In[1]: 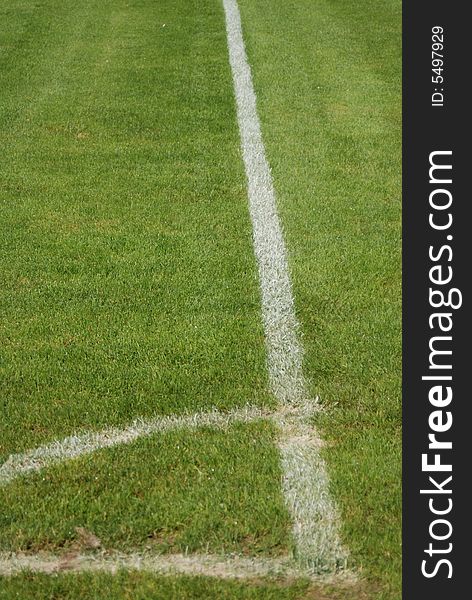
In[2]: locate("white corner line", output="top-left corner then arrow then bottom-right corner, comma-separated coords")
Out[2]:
0,405 -> 269,488
221,0 -> 349,573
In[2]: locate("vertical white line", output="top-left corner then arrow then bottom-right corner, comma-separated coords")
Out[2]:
221,0 -> 305,406
221,0 -> 348,572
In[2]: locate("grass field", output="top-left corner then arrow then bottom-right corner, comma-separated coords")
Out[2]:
0,0 -> 273,459
238,0 -> 401,595
0,0 -> 401,598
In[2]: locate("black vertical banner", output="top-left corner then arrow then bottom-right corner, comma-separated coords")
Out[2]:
403,3 -> 469,599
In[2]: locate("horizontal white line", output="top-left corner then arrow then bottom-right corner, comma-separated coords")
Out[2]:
0,405 -> 269,487
0,551 -> 356,582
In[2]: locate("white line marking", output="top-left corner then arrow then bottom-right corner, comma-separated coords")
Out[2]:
222,0 -> 305,406
0,551 -> 356,582
0,2 -> 350,577
222,0 -> 348,572
0,405 -> 268,487
279,420 -> 349,573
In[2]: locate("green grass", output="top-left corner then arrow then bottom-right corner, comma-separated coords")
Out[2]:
0,421 -> 291,556
0,0 -> 296,593
0,0 -> 272,460
238,0 -> 401,597
0,572 -> 382,600
0,572 -> 313,600
0,0 -> 400,598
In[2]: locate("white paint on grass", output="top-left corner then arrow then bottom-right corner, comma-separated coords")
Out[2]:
0,551 -> 356,583
222,0 -> 348,572
222,0 -> 305,405
279,420 -> 348,573
0,552 -> 297,579
0,405 -> 268,487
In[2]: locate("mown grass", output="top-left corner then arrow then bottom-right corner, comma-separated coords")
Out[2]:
0,0 -> 272,460
1,0 -> 401,597
0,572 -> 312,600
0,0 -> 296,594
0,571 -> 385,600
238,0 -> 401,598
0,421 -> 291,556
